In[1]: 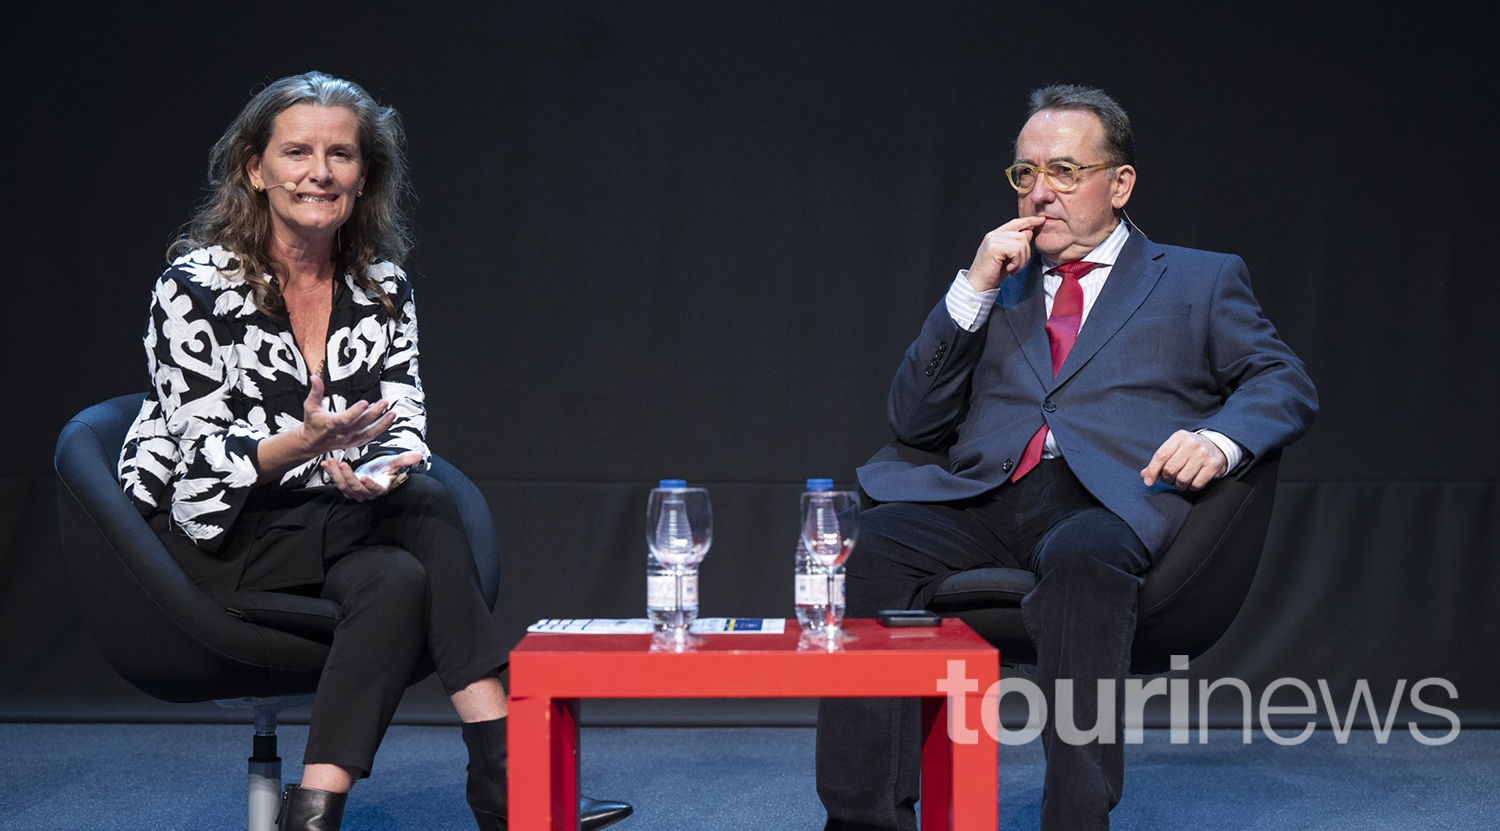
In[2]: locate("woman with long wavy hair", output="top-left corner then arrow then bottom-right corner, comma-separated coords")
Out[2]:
118,71 -> 631,831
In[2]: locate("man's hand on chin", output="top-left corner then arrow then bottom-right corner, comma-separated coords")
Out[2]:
965,215 -> 1047,292
1141,430 -> 1228,491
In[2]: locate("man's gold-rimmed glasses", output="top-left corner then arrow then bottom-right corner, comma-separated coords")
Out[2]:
1005,160 -> 1115,194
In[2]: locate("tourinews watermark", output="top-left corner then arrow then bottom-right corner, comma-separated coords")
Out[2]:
935,656 -> 1461,747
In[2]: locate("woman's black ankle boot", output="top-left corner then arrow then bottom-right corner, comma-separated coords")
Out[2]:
276,784 -> 346,831
461,717 -> 634,830
461,718 -> 509,830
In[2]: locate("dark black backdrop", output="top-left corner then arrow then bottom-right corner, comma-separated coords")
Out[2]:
3,1 -> 1496,724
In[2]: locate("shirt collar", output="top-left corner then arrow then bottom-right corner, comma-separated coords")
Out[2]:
1039,219 -> 1131,273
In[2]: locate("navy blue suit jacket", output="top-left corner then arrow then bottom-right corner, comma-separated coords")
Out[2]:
857,228 -> 1318,555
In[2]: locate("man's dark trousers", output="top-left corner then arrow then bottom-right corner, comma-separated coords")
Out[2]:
816,459 -> 1151,831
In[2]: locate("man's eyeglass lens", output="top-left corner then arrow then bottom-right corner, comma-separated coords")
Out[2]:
1006,162 -> 1112,193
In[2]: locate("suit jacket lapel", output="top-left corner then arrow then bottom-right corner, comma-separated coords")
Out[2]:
1053,229 -> 1167,389
998,259 -> 1054,386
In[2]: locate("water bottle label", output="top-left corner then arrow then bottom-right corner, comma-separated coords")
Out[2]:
795,573 -> 845,605
648,573 -> 698,608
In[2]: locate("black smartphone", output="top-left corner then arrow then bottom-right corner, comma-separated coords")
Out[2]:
877,609 -> 942,627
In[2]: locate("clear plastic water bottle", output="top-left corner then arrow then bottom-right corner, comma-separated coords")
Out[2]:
795,478 -> 845,632
648,480 -> 700,634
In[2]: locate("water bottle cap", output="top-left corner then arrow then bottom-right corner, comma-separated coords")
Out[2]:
805,478 -> 834,491
658,479 -> 687,488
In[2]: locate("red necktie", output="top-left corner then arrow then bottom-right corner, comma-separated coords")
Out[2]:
1011,260 -> 1100,482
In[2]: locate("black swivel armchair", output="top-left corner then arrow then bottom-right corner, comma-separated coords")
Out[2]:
864,441 -> 1280,674
53,393 -> 501,830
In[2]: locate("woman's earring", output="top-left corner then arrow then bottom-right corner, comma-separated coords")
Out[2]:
357,190 -> 364,197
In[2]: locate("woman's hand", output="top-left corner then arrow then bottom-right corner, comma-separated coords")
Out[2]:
299,375 -> 398,456
255,375 -> 407,485
322,450 -> 425,502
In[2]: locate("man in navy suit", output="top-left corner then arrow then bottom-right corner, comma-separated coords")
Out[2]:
816,85 -> 1317,830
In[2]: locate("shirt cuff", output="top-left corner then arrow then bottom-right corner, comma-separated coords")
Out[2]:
1196,429 -> 1246,477
946,270 -> 1000,332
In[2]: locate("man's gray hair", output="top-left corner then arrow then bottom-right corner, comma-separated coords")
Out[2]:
1023,84 -> 1135,167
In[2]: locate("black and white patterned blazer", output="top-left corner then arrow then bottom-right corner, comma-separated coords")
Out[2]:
118,246 -> 430,553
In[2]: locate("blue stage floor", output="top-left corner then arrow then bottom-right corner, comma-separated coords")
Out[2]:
1,724 -> 1496,829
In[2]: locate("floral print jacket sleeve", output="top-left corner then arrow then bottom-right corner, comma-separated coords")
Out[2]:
118,246 -> 430,554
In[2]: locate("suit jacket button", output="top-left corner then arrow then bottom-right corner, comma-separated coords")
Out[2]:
1002,459 -> 1014,472
924,367 -> 935,376
1043,400 -> 1057,412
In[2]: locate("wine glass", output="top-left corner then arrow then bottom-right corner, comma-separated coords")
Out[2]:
645,485 -> 713,649
800,489 -> 860,645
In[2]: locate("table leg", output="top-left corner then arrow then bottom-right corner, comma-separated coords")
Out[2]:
951,690 -> 998,830
920,696 -> 953,829
509,695 -> 580,830
921,677 -> 999,829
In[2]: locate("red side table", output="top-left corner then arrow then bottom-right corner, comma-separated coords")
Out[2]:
508,618 -> 999,830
